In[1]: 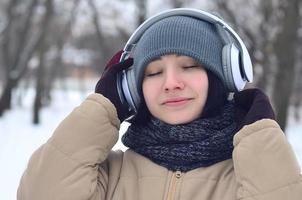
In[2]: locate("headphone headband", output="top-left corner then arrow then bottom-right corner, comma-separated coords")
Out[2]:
123,9 -> 234,51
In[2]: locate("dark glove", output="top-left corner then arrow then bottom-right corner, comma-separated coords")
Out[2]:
234,88 -> 276,131
95,50 -> 133,122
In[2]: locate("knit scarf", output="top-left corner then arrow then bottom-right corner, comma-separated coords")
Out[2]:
122,101 -> 237,172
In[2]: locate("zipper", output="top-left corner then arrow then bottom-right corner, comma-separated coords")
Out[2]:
166,170 -> 182,200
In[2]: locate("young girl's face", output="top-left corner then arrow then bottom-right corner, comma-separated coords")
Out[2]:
142,54 -> 208,124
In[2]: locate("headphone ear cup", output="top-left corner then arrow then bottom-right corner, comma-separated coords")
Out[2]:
117,70 -> 126,105
222,44 -> 237,91
117,68 -> 141,114
222,43 -> 246,91
126,68 -> 141,111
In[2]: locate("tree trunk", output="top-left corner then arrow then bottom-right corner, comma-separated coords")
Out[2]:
32,0 -> 54,124
33,82 -> 43,124
0,80 -> 14,116
272,0 -> 300,130
33,46 -> 46,124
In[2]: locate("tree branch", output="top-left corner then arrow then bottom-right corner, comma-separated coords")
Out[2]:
0,0 -> 19,73
11,0 -> 40,71
15,0 -> 54,83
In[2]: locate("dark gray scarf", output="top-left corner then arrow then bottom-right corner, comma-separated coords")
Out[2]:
122,101 -> 237,172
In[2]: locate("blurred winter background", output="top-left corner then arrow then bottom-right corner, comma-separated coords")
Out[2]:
0,0 -> 301,199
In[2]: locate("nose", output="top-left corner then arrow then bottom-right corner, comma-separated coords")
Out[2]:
163,70 -> 185,92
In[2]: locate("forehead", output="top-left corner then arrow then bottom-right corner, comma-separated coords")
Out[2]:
148,54 -> 198,65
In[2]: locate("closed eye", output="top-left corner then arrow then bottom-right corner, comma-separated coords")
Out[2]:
145,71 -> 162,77
183,65 -> 199,69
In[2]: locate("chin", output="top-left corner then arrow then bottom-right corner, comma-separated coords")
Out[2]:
161,116 -> 197,125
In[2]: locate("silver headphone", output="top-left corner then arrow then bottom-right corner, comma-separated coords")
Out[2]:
117,8 -> 253,115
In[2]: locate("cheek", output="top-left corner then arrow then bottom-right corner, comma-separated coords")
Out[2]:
200,79 -> 209,95
142,81 -> 156,109
191,74 -> 209,95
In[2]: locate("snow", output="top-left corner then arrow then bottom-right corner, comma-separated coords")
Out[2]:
0,88 -> 301,200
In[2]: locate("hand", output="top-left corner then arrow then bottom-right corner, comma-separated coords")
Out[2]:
234,88 -> 276,131
95,50 -> 133,122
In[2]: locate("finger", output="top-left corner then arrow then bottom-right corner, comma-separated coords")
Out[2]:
234,89 -> 256,108
104,50 -> 123,70
110,58 -> 134,74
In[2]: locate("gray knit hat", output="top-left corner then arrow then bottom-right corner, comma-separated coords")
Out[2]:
132,16 -> 225,94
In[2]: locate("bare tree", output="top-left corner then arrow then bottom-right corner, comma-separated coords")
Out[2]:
88,0 -> 112,65
0,0 -> 26,114
272,0 -> 301,129
0,0 -> 52,116
293,50 -> 302,121
43,0 -> 82,104
87,0 -> 134,72
33,0 -> 54,124
293,30 -> 302,121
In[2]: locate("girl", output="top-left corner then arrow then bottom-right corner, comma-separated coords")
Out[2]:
18,9 -> 302,200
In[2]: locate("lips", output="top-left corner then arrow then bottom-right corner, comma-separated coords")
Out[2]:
162,97 -> 193,106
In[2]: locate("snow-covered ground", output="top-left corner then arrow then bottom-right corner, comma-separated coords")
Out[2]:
0,88 -> 301,200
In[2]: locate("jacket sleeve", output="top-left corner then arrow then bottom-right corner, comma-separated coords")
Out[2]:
233,119 -> 302,200
17,94 -> 121,200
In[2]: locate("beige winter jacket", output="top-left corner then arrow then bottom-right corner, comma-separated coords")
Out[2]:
17,94 -> 302,200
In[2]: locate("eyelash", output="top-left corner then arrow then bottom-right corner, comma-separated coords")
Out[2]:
183,65 -> 198,69
146,71 -> 162,77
